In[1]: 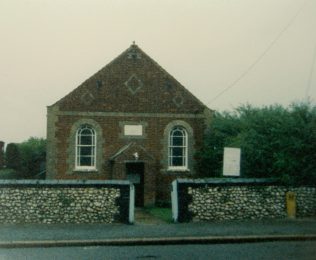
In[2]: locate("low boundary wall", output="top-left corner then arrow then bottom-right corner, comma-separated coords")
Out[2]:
171,178 -> 316,222
0,180 -> 134,224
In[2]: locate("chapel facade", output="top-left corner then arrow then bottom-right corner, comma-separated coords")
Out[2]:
46,43 -> 212,206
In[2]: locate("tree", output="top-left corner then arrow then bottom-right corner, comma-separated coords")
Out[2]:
5,143 -> 21,171
196,102 -> 316,185
18,137 -> 46,178
195,111 -> 242,177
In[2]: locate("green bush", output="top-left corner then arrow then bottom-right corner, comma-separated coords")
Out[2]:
0,168 -> 19,179
17,137 -> 46,178
5,143 -> 21,171
196,102 -> 316,186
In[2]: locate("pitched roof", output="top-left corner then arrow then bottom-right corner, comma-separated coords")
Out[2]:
54,43 -> 207,114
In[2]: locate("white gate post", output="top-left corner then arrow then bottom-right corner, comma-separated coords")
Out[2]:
171,180 -> 178,222
129,184 -> 135,224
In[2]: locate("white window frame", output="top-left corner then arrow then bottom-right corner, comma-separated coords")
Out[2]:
75,125 -> 97,171
168,126 -> 188,171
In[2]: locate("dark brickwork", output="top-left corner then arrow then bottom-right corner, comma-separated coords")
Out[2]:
47,44 -> 212,206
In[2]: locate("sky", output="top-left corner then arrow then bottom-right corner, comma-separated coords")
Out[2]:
0,0 -> 316,144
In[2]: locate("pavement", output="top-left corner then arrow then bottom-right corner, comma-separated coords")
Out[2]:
0,210 -> 315,248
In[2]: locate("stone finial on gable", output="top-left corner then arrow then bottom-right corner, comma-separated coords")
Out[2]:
127,42 -> 141,60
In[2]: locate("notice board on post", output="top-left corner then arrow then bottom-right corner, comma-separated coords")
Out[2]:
223,147 -> 241,177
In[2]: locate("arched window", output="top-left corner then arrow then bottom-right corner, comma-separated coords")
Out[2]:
75,125 -> 96,170
168,126 -> 188,169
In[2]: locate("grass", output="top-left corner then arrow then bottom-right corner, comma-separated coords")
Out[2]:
0,168 -> 19,179
145,207 -> 173,223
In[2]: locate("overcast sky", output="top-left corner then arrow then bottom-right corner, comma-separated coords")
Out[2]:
1,0 -> 316,144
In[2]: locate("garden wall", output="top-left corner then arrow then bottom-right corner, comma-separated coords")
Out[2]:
0,180 -> 134,224
171,178 -> 316,222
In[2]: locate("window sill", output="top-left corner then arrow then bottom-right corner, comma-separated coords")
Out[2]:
167,167 -> 189,172
73,168 -> 98,173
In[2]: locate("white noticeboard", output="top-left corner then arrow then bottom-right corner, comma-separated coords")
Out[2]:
223,147 -> 241,177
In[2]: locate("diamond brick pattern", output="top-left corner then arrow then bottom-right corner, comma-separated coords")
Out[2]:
124,74 -> 143,95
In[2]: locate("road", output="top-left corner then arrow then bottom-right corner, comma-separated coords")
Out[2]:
0,241 -> 315,259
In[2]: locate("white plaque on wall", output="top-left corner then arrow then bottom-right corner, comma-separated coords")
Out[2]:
124,125 -> 143,136
223,147 -> 241,177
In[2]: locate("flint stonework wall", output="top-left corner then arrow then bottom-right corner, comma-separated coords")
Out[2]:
0,180 -> 131,224
175,179 -> 316,222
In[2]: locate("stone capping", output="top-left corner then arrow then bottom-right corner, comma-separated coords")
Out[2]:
176,178 -> 278,186
0,179 -> 131,187
176,178 -> 316,187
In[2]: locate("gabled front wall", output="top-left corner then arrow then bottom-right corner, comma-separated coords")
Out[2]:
46,44 -> 212,205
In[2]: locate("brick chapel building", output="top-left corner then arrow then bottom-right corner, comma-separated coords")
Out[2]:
46,43 -> 212,206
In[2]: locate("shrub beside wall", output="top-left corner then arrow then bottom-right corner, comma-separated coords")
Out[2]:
0,180 -> 133,224
173,178 -> 316,222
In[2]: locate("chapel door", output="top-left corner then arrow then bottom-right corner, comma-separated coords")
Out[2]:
126,162 -> 144,207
